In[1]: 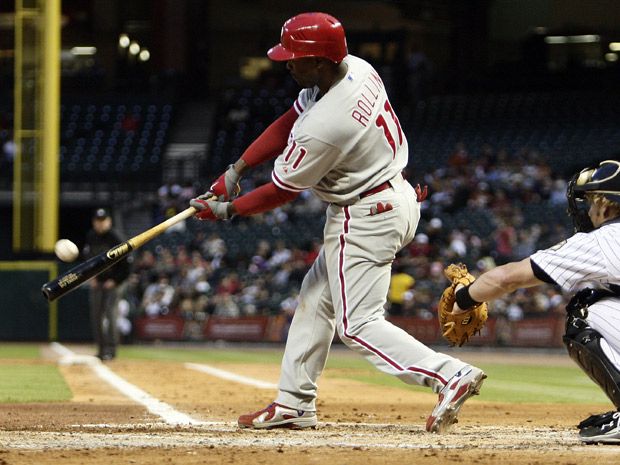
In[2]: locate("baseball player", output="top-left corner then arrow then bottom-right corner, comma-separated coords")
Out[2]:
450,159 -> 620,444
190,12 -> 485,433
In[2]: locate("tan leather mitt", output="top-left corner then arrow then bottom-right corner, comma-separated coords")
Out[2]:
438,263 -> 488,346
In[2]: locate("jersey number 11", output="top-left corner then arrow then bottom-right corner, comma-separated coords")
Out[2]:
375,99 -> 403,158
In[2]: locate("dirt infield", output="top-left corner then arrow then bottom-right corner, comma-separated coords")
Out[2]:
0,345 -> 617,464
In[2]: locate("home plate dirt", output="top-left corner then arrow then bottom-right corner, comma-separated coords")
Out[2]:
0,346 -> 618,464
0,423 -> 584,450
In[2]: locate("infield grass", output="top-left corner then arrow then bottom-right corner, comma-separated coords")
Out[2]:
345,363 -> 608,403
0,343 -> 607,405
120,345 -> 285,364
118,344 -> 608,404
0,344 -> 72,402
0,365 -> 72,402
0,343 -> 42,359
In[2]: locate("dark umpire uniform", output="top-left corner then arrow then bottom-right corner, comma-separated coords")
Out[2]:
83,208 -> 131,360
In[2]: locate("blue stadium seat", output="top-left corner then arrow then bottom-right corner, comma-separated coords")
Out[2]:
56,100 -> 173,184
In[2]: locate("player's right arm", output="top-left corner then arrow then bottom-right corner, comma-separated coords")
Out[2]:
209,107 -> 299,200
192,127 -> 336,220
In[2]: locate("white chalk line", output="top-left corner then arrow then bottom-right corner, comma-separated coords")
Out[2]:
49,343 -> 205,426
185,362 -> 278,389
49,342 -> 77,357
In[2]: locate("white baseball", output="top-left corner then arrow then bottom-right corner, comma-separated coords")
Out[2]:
54,239 -> 79,262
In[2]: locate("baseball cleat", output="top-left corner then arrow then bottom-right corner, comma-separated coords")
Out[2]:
238,402 -> 317,429
579,411 -> 620,444
426,365 -> 486,434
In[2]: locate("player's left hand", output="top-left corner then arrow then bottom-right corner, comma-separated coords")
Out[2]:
190,195 -> 231,221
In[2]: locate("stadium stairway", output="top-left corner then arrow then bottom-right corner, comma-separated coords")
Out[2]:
118,101 -> 217,239
161,101 -> 215,185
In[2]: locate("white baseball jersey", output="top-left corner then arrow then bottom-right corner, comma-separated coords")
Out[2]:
531,218 -> 620,365
272,54 -> 408,205
270,55 -> 473,413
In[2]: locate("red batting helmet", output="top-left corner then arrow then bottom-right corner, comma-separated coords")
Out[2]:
267,12 -> 348,63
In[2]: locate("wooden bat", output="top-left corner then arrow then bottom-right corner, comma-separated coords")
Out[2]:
41,207 -> 197,302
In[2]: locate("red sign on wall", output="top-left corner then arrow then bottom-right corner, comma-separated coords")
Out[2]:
466,318 -> 497,346
204,316 -> 269,342
134,315 -> 185,340
509,316 -> 564,347
387,316 -> 441,344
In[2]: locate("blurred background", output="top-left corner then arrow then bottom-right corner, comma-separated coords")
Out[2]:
1,0 -> 619,346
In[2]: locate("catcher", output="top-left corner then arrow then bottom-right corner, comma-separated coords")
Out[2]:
443,159 -> 620,444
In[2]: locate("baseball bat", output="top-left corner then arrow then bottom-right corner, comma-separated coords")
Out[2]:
41,206 -> 197,302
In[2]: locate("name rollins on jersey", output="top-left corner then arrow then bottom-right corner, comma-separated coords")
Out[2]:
351,71 -> 384,127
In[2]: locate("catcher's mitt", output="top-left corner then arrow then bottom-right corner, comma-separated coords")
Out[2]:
438,263 -> 488,346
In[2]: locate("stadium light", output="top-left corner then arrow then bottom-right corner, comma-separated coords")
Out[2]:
545,35 -> 600,45
139,49 -> 150,62
605,52 -> 618,62
70,46 -> 97,55
129,41 -> 140,55
119,34 -> 130,48
610,42 -> 620,52
569,35 -> 600,43
545,36 -> 568,44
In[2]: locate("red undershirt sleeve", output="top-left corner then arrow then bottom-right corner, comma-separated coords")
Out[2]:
240,107 -> 299,167
232,182 -> 300,216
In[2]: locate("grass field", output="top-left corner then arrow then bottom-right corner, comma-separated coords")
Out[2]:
0,342 -> 608,404
0,365 -> 72,403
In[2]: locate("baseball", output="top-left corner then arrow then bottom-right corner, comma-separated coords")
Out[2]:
54,239 -> 79,262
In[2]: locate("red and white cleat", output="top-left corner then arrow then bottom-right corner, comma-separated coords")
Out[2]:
238,402 -> 318,430
426,365 -> 486,434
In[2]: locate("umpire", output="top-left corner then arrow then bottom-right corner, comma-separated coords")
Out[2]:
82,208 -> 131,361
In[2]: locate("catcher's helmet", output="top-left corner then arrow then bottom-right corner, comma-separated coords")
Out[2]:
267,12 -> 348,63
567,159 -> 620,232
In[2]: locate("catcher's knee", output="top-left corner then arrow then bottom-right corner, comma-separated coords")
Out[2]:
564,318 -> 620,408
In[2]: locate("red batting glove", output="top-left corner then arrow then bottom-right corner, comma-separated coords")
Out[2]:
209,165 -> 241,201
190,196 -> 231,221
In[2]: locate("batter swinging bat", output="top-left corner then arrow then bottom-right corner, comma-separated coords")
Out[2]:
41,206 -> 197,302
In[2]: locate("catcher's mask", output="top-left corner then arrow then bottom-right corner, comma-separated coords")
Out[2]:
567,159 -> 620,233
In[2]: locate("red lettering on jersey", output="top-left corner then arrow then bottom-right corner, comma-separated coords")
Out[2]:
369,71 -> 384,90
357,99 -> 373,116
384,100 -> 402,145
284,141 -> 297,162
361,92 -> 377,110
375,114 -> 396,157
363,83 -> 379,101
352,110 -> 368,127
292,147 -> 307,170
352,73 -> 384,128
374,98 -> 403,158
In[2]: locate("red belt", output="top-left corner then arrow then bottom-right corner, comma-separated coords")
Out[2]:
360,181 -> 392,199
